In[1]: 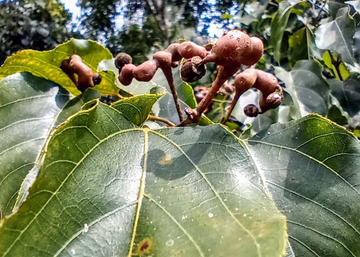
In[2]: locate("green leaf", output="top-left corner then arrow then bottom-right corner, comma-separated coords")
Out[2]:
315,7 -> 356,65
0,103 -> 287,256
111,94 -> 164,126
327,105 -> 348,125
248,114 -> 360,257
322,51 -> 351,81
288,26 -> 320,67
12,100 -> 137,214
0,39 -> 118,96
328,74 -> 360,118
353,28 -> 360,65
0,72 -> 69,217
55,88 -> 101,127
275,60 -> 330,119
270,1 -> 292,64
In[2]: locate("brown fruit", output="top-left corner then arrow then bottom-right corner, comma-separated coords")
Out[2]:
244,104 -> 259,117
153,50 -> 172,70
253,70 -> 279,96
234,68 -> 257,95
252,70 -> 283,113
92,74 -> 102,85
132,60 -> 158,82
119,64 -> 136,86
205,30 -> 252,66
241,37 -> 264,66
165,43 -> 182,62
177,41 -> 208,59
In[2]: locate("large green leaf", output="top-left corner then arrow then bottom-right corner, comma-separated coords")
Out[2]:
315,7 -> 356,65
248,114 -> 360,256
328,74 -> 360,119
288,26 -> 320,67
0,102 -> 287,256
270,1 -> 292,64
275,60 -> 330,119
0,39 -> 118,95
0,72 -> 69,217
0,73 -> 164,218
111,94 -> 164,126
55,88 -> 101,127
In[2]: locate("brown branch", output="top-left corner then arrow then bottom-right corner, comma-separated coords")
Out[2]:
148,115 -> 175,127
328,50 -> 343,81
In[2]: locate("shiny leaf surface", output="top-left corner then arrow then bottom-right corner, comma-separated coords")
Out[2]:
328,74 -> 360,118
275,60 -> 330,119
270,1 -> 292,64
315,7 -> 356,65
248,114 -> 360,257
0,102 -> 287,257
0,72 -> 69,216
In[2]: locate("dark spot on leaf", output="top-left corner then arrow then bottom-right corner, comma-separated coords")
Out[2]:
136,238 -> 153,255
140,241 -> 149,251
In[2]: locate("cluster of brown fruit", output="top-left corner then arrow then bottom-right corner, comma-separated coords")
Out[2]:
60,29 -> 283,126
114,29 -> 283,125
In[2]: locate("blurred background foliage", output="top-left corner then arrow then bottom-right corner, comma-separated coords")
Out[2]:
1,0 -> 360,136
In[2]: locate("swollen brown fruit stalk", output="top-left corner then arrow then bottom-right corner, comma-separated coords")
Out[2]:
252,69 -> 283,113
222,68 -> 257,124
61,54 -> 102,92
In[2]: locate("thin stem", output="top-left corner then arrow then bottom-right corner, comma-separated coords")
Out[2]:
162,67 -> 184,122
177,118 -> 193,127
328,50 -> 343,81
222,92 -> 241,124
116,93 -> 124,99
196,66 -> 236,115
182,64 -> 241,124
148,115 -> 175,127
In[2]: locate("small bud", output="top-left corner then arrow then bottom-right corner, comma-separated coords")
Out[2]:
92,74 -> 102,85
115,53 -> 133,70
223,83 -> 235,94
244,104 -> 259,117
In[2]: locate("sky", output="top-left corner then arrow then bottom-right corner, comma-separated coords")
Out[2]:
58,0 -> 228,37
59,0 -> 80,19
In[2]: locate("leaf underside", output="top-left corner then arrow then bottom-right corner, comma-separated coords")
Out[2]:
0,101 -> 287,257
249,114 -> 360,257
